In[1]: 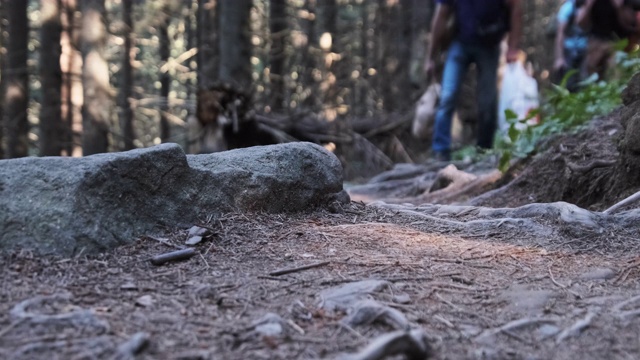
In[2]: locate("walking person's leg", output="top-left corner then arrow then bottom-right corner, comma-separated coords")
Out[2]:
432,41 -> 471,159
475,43 -> 501,149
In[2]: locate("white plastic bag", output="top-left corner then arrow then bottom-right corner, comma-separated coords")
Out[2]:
412,82 -> 441,139
498,62 -> 539,132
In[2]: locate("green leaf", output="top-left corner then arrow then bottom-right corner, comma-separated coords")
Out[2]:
559,69 -> 578,88
550,83 -> 570,97
508,125 -> 519,143
499,152 -> 511,173
504,109 -> 518,122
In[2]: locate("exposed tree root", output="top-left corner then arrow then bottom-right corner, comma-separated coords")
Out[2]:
421,169 -> 502,205
12,336 -> 112,359
429,165 -> 478,193
10,292 -> 109,331
367,166 -> 501,206
475,317 -> 557,343
604,190 -> 640,214
372,200 -> 640,246
556,312 -> 596,343
112,332 -> 150,360
567,160 -> 616,174
341,328 -> 432,360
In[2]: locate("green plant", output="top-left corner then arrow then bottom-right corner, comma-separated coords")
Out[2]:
495,40 -> 640,173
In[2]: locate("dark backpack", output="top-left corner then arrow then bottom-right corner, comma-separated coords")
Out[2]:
473,0 -> 511,45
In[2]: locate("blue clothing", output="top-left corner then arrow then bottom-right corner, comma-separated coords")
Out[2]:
557,1 -> 588,51
432,41 -> 501,152
437,0 -> 510,45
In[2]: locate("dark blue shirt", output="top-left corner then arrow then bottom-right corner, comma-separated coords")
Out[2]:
437,0 -> 510,45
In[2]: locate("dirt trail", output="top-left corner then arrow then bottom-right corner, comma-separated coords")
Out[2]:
2,204 -> 639,360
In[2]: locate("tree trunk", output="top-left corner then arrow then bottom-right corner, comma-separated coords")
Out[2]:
218,0 -> 253,90
184,0 -> 195,103
40,0 -> 64,156
80,0 -> 111,155
358,0 -> 372,116
4,0 -> 29,158
376,0 -> 400,112
316,0 -> 337,45
118,0 -> 135,150
0,1 -> 5,159
300,0 -> 320,111
159,12 -> 170,142
411,0 -> 433,85
60,0 -> 82,157
197,0 -> 218,89
269,0 -> 287,112
316,0 -> 337,117
397,0 -> 413,108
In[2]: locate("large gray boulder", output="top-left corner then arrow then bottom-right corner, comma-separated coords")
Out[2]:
0,142 -> 347,255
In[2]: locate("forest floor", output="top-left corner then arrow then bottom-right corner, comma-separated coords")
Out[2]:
1,114 -> 640,360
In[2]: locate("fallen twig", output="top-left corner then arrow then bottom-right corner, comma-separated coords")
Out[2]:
556,312 -> 596,343
614,258 -> 640,284
616,309 -> 640,320
268,260 -> 330,276
141,235 -> 184,250
548,265 -> 582,299
12,337 -> 111,359
257,275 -> 288,281
338,322 -> 367,342
150,248 -> 196,266
10,293 -> 109,330
567,159 -> 616,174
612,294 -> 640,312
112,332 -> 149,360
604,190 -> 640,215
476,317 -> 557,342
0,318 -> 25,339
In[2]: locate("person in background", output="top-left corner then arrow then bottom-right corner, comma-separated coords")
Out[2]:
553,0 -> 588,92
577,0 -> 640,79
424,0 -> 523,162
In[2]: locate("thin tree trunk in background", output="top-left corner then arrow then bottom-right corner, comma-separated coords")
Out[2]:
398,0 -> 412,108
80,0 -> 111,155
0,1 -> 5,159
316,0 -> 336,46
159,12 -> 170,142
40,0 -> 64,156
269,0 -> 287,112
197,0 -> 218,89
184,0 -> 194,103
60,0 -> 82,157
118,0 -> 135,150
300,0 -> 319,110
358,0 -> 372,116
316,0 -> 337,117
4,0 -> 29,158
377,0 -> 400,112
411,0 -> 433,85
218,0 -> 253,90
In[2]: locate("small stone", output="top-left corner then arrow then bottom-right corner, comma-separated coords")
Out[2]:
459,324 -> 483,338
188,226 -> 209,237
536,324 -> 560,339
578,268 -> 616,281
252,313 -> 285,337
255,323 -> 283,337
121,282 -> 137,290
185,235 -> 203,246
135,295 -> 154,307
393,293 -> 412,304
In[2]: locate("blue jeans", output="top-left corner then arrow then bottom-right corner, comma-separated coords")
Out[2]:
432,40 -> 501,153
